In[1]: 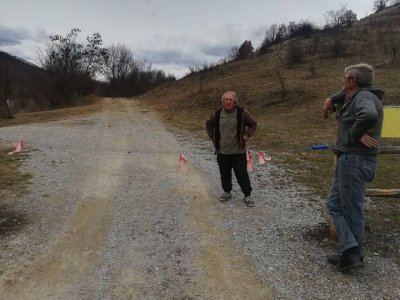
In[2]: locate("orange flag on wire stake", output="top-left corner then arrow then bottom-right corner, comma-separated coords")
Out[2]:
8,141 -> 26,155
246,150 -> 253,173
258,151 -> 272,164
178,154 -> 188,173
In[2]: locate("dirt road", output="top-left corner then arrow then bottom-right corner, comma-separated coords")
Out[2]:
0,99 -> 399,299
0,99 -> 273,299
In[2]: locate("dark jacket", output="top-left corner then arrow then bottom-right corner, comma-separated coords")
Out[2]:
332,87 -> 384,155
205,106 -> 257,153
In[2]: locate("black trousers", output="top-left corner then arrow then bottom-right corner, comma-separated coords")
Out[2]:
217,153 -> 252,197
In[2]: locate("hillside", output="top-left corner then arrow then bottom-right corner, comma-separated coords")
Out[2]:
0,50 -> 49,94
0,50 -> 50,114
137,4 -> 400,261
139,4 -> 400,143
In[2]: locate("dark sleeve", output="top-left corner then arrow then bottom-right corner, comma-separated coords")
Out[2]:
205,112 -> 215,140
243,110 -> 257,137
330,91 -> 346,105
347,92 -> 379,144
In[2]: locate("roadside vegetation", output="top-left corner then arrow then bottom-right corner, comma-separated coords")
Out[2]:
0,147 -> 31,237
0,148 -> 31,195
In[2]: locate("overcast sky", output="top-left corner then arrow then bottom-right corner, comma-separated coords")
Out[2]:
0,0 -> 376,78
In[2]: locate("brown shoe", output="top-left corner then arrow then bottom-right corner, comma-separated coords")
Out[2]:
244,196 -> 255,207
219,192 -> 231,202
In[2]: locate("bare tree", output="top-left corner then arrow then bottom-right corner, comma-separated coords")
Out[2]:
37,28 -> 108,105
257,24 -> 280,55
325,4 -> 357,28
374,0 -> 391,12
101,44 -> 136,82
227,45 -> 239,61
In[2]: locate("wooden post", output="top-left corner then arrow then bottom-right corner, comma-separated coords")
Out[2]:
379,146 -> 400,154
365,189 -> 400,197
0,89 -> 13,119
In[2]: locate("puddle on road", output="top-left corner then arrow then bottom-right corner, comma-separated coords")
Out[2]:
0,205 -> 28,237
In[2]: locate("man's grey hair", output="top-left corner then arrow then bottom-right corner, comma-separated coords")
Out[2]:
345,63 -> 374,87
221,91 -> 238,104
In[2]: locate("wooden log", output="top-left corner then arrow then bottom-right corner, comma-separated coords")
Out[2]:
329,218 -> 338,241
379,146 -> 400,154
0,90 -> 13,119
365,188 -> 400,197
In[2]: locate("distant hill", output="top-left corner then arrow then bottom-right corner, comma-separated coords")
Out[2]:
141,4 -> 400,112
0,50 -> 49,98
137,3 -> 400,146
0,50 -> 50,114
0,51 -> 46,79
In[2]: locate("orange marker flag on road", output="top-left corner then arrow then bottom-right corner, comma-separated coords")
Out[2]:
246,151 -> 253,173
258,151 -> 272,164
178,154 -> 188,173
8,141 -> 26,155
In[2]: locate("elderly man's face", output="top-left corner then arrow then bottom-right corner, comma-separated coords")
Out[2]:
342,72 -> 356,95
223,95 -> 235,112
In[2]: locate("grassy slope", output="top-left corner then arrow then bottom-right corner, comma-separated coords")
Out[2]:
138,9 -> 400,260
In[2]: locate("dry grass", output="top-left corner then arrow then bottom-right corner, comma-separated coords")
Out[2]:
0,149 -> 31,198
0,97 -> 105,128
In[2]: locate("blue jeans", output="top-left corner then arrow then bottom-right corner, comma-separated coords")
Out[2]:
327,153 -> 377,255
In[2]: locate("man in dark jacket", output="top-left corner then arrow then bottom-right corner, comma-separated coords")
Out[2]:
206,91 -> 257,207
322,63 -> 384,272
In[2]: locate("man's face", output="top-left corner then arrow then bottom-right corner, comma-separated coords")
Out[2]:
342,72 -> 356,95
223,95 -> 235,111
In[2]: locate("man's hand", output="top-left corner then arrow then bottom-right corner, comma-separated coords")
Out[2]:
243,133 -> 249,142
359,133 -> 378,148
322,98 -> 333,119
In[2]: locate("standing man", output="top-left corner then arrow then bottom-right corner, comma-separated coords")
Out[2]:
206,91 -> 257,207
322,63 -> 384,272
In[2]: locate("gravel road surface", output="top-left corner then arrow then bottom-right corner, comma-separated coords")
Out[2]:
0,98 -> 399,299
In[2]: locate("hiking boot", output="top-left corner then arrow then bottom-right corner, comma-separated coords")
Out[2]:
243,196 -> 255,207
219,192 -> 231,202
327,254 -> 341,265
336,255 -> 364,272
328,254 -> 364,266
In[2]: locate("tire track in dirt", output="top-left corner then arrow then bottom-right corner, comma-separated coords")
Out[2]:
1,101 -> 129,298
178,169 -> 275,299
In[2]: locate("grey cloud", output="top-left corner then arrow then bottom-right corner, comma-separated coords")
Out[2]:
33,28 -> 50,43
201,44 -> 230,57
0,25 -> 48,47
0,26 -> 30,46
138,49 -> 199,66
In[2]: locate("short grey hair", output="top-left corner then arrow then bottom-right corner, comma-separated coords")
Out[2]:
221,91 -> 238,105
345,63 -> 374,87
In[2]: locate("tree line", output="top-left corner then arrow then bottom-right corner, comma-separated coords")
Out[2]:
219,0 -> 400,63
36,28 -> 175,107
